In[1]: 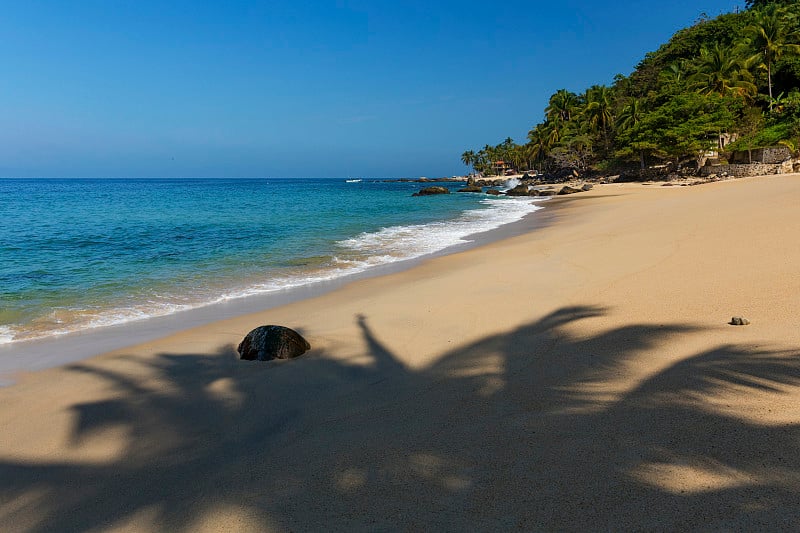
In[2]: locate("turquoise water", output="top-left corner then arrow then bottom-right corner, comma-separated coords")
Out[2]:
0,178 -> 542,344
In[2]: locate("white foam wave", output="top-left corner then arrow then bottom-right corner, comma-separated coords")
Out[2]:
338,196 -> 544,262
0,325 -> 16,344
187,197 -> 545,304
2,303 -> 199,345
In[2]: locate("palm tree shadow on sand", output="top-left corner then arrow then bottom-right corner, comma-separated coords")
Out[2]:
1,305 -> 800,531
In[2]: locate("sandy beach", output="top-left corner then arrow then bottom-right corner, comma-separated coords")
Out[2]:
2,174 -> 800,530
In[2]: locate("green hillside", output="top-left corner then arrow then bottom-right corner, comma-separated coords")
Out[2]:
461,0 -> 800,177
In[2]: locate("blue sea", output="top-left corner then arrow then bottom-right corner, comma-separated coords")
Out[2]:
0,178 -> 543,345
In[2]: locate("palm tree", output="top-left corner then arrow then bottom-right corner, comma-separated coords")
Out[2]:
616,97 -> 644,132
660,59 -> 690,87
542,121 -> 562,148
745,4 -> 800,110
583,85 -> 614,155
523,142 -> 539,173
482,144 -> 501,175
499,137 -> 516,165
526,126 -> 551,173
688,43 -> 758,99
616,97 -> 649,169
473,149 -> 490,175
509,145 -> 526,172
460,150 -> 476,172
545,89 -> 578,123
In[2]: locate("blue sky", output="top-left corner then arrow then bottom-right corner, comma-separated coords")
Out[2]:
0,0 -> 744,178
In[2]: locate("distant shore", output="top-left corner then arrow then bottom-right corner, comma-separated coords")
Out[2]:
2,174 -> 800,530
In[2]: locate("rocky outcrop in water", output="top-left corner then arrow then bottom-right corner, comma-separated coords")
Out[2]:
412,186 -> 450,197
238,325 -> 311,361
505,184 -> 533,196
479,178 -> 511,187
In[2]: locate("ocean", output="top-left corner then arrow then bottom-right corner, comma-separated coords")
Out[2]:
0,178 -> 544,347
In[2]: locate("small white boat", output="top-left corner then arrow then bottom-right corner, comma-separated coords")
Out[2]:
345,179 -> 362,183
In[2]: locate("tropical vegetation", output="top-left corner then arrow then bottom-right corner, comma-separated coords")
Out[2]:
461,0 -> 800,176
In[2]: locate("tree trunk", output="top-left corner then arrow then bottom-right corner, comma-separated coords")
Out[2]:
768,59 -> 773,112
640,150 -> 646,170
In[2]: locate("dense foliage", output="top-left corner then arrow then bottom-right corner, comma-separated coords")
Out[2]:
462,1 -> 800,176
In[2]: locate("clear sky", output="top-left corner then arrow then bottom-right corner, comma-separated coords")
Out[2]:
0,0 -> 745,178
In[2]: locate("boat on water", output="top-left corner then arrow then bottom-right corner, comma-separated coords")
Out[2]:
345,179 -> 362,183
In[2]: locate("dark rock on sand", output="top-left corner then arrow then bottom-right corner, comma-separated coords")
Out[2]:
238,325 -> 311,361
582,183 -> 593,191
533,189 -> 557,196
558,186 -> 583,195
730,317 -> 750,326
412,186 -> 450,197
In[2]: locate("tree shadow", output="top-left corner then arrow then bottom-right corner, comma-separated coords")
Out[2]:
1,306 -> 799,531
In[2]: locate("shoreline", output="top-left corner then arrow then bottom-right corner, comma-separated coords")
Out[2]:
2,174 -> 800,530
0,194 -> 552,380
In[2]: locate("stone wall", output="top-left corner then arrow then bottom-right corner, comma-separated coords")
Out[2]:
764,146 -> 792,164
619,165 -> 695,181
634,166 -> 672,181
699,162 -> 784,177
730,146 -> 792,164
